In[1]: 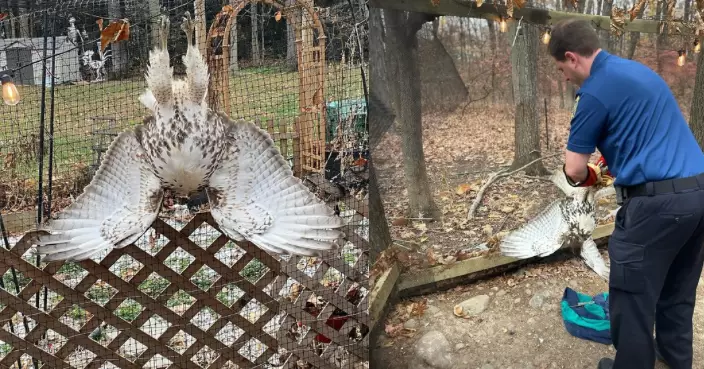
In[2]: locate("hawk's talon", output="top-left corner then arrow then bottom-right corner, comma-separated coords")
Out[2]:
158,15 -> 170,51
181,11 -> 195,47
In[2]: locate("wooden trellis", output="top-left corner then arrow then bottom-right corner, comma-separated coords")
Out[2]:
205,0 -> 327,177
0,209 -> 369,369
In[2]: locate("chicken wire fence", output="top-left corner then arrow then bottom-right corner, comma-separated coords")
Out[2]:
0,0 -> 370,368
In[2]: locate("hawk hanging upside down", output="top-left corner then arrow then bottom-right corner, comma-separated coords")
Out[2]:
32,13 -> 345,262
499,157 -> 615,280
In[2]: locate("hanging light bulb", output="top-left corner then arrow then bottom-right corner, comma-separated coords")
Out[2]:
542,29 -> 551,45
1,73 -> 20,106
677,49 -> 686,67
694,39 -> 701,54
499,17 -> 507,33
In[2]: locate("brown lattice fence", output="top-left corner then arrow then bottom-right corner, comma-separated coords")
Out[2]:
2,209 -> 369,369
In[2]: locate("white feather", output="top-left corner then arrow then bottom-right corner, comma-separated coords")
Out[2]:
206,118 -> 344,256
499,199 -> 570,259
33,131 -> 164,262
580,237 -> 609,280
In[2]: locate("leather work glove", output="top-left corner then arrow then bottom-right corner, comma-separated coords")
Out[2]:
563,162 -> 602,187
584,162 -> 603,187
594,155 -> 614,186
595,155 -> 612,177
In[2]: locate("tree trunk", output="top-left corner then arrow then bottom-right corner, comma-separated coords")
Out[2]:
368,157 -> 393,259
599,0 -> 617,54
148,0 -> 161,48
369,7 -> 393,140
384,9 -> 441,220
251,3 -> 260,65
285,0 -> 298,71
690,50 -> 704,148
418,19 -> 469,114
227,0 -> 240,71
108,0 -> 128,75
510,21 -> 547,175
626,0 -> 645,60
656,0 -> 664,73
487,19 -> 498,103
16,0 -> 30,38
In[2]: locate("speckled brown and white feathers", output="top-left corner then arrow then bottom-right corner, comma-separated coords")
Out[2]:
33,13 -> 344,262
499,169 -> 610,280
206,115 -> 345,256
138,12 -> 225,197
33,131 -> 164,262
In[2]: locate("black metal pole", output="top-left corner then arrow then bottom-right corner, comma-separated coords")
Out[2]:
36,9 -> 49,312
44,9 -> 57,317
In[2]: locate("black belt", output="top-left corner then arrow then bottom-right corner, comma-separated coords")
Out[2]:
614,173 -> 704,205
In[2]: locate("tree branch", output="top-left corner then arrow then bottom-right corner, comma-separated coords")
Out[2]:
467,152 -> 562,220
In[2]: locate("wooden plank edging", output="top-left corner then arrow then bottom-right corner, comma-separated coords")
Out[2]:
396,222 -> 615,298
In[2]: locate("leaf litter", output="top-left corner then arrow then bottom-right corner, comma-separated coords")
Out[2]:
374,101 -> 620,273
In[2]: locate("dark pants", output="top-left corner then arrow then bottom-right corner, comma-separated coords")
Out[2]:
609,188 -> 704,369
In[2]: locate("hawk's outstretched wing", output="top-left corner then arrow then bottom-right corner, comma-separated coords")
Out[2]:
499,199 -> 571,259
34,129 -> 164,262
206,116 -> 345,256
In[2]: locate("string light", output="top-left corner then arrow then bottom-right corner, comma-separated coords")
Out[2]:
677,49 -> 686,67
499,17 -> 507,33
694,39 -> 701,54
0,72 -> 19,106
542,29 -> 551,44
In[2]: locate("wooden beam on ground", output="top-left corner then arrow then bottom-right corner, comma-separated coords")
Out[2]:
368,0 -> 697,36
396,222 -> 615,298
370,263 -> 401,329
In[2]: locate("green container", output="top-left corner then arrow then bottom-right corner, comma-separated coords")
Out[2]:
325,98 -> 367,144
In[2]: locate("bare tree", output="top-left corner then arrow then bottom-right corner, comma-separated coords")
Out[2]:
383,8 -> 441,220
691,50 -> 704,148
509,20 -> 547,175
251,3 -> 260,64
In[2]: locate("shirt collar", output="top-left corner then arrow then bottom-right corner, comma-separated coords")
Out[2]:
590,49 -> 609,74
577,50 -> 609,92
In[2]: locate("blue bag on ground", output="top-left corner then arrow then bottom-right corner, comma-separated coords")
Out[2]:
560,287 -> 611,345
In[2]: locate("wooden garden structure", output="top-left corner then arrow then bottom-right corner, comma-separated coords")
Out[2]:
206,0 -> 328,177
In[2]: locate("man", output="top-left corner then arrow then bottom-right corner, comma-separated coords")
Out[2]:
548,18 -> 704,369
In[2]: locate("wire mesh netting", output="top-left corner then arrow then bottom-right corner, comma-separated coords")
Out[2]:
0,0 -> 369,368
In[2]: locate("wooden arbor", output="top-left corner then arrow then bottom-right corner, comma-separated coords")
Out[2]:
206,0 -> 328,176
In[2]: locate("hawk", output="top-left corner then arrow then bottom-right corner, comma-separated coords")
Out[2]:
32,13 -> 345,262
498,169 -> 615,280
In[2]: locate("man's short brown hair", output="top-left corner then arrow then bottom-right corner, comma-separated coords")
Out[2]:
548,18 -> 601,61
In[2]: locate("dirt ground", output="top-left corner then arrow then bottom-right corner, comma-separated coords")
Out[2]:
371,252 -> 704,369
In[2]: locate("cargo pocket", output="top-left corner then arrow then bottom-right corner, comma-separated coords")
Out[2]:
608,238 -> 646,294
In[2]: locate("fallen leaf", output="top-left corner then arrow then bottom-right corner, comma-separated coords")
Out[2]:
275,11 -> 282,21
455,183 -> 472,195
476,0 -> 483,6
514,0 -> 527,8
392,218 -> 408,226
100,19 -> 130,52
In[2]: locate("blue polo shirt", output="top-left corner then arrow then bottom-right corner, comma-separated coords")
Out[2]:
567,50 -> 704,186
